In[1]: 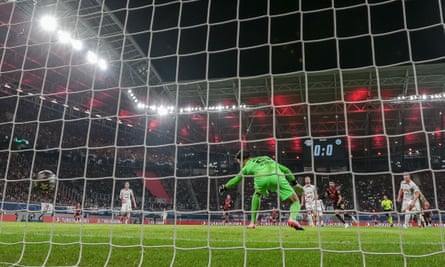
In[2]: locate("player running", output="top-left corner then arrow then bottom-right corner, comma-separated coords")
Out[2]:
222,194 -> 233,225
301,176 -> 317,227
380,194 -> 393,227
419,191 -> 432,227
219,151 -> 304,230
119,181 -> 137,224
397,173 -> 421,228
325,181 -> 357,228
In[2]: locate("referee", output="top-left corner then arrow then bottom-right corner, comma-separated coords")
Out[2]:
381,194 -> 393,227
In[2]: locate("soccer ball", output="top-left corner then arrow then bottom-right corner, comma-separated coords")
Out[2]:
34,170 -> 57,192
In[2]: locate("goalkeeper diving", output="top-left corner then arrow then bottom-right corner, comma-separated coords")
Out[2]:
219,151 -> 304,230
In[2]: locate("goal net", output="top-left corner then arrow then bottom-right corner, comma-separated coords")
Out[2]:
1,0 -> 445,266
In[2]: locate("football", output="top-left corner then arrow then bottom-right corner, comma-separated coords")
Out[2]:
34,170 -> 57,192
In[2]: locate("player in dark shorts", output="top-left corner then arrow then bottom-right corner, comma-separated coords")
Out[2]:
325,181 -> 357,228
74,202 -> 81,223
419,192 -> 432,227
381,194 -> 393,226
222,194 -> 233,224
271,207 -> 278,225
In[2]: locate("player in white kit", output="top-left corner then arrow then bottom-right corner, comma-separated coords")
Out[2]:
301,176 -> 317,227
312,195 -> 325,226
162,208 -> 168,224
397,173 -> 421,228
119,181 -> 137,224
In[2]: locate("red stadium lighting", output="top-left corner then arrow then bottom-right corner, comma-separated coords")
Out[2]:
345,87 -> 370,102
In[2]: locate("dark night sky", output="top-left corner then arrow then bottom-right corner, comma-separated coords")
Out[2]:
103,0 -> 445,82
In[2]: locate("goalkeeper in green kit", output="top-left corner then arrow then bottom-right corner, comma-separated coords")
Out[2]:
219,151 -> 304,230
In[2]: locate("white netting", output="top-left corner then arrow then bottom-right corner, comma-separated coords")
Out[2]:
1,0 -> 445,266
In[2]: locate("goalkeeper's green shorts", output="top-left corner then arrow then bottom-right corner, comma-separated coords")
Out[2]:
254,175 -> 295,201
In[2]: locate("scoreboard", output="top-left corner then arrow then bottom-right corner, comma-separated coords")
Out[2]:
303,137 -> 348,171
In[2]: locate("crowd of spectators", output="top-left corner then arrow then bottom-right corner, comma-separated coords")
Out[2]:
1,92 -> 444,217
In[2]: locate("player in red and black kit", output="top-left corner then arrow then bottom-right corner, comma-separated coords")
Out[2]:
325,181 -> 357,227
222,194 -> 233,224
419,191 -> 432,227
271,207 -> 278,225
74,202 -> 81,223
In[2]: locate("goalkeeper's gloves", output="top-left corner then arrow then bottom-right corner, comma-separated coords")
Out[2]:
288,179 -> 298,187
289,180 -> 304,196
218,184 -> 227,195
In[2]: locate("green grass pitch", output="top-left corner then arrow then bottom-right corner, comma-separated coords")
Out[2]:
0,222 -> 444,267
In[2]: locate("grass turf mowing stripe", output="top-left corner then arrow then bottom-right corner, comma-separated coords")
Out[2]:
0,223 -> 444,266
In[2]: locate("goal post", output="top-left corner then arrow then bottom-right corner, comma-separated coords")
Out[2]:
1,0 -> 445,266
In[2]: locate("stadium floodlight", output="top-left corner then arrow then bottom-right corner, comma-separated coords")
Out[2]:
86,50 -> 98,64
157,106 -> 168,116
97,59 -> 108,70
40,15 -> 58,32
71,39 -> 83,50
57,30 -> 72,44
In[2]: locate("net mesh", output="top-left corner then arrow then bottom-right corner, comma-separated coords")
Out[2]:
1,0 -> 445,266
